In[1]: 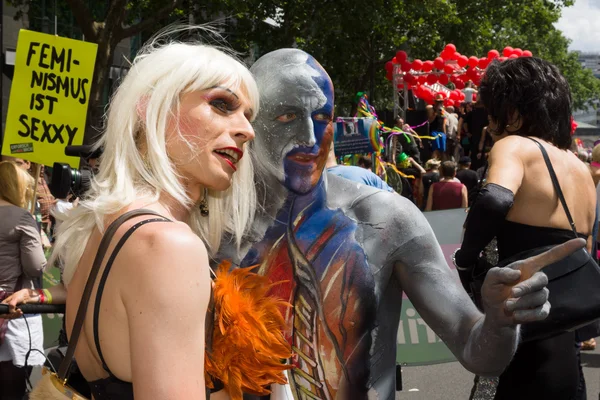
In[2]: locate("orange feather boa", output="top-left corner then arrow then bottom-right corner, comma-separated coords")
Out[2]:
205,262 -> 293,399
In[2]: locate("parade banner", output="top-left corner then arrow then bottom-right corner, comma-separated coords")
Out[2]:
1,30 -> 97,168
333,118 -> 378,156
42,265 -> 63,349
397,207 -> 467,365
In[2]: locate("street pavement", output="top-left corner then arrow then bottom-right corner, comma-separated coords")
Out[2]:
396,346 -> 600,399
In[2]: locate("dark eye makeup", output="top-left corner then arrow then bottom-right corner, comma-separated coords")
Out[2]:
210,98 -> 238,113
205,86 -> 254,120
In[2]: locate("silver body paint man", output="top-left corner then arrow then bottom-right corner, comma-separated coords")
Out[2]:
217,49 -> 560,400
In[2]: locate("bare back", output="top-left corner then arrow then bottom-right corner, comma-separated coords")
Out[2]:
488,136 -> 596,245
65,205 -> 211,398
65,215 -> 155,383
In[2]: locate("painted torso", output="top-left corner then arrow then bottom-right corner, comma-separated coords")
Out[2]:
238,174 -> 403,400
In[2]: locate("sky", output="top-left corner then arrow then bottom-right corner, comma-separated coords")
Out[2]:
555,0 -> 600,53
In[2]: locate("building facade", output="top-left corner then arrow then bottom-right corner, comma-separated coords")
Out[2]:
578,52 -> 600,79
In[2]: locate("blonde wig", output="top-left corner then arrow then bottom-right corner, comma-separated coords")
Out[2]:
0,161 -> 34,208
53,32 -> 259,285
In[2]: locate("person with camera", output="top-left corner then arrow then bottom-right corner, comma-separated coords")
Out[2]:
454,57 -> 596,400
0,161 -> 47,400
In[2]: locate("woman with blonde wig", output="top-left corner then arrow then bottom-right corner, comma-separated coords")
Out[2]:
4,32 -> 263,398
0,161 -> 47,399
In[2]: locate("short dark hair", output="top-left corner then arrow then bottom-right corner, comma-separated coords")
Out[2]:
480,57 -> 572,150
459,156 -> 471,166
440,161 -> 457,177
358,155 -> 372,169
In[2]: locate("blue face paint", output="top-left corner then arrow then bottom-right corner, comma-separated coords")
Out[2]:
251,50 -> 335,194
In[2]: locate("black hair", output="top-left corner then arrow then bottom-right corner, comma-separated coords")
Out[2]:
358,155 -> 372,169
440,161 -> 457,178
479,57 -> 572,150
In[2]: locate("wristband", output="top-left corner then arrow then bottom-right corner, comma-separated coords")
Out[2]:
43,289 -> 53,304
37,289 -> 45,304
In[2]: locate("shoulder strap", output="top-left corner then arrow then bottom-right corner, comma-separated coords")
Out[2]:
93,217 -> 170,375
57,209 -> 166,381
527,137 -> 578,237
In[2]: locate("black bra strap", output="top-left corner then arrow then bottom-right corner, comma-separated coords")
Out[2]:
58,209 -> 165,381
93,217 -> 170,376
527,137 -> 578,237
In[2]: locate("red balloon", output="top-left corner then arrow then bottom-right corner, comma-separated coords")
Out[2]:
444,64 -> 455,75
396,50 -> 408,64
415,85 -> 427,98
413,85 -> 422,97
454,80 -> 465,90
411,59 -> 423,71
466,67 -> 479,79
451,51 -> 461,61
401,61 -> 412,71
478,57 -> 489,69
422,60 -> 434,72
445,99 -> 455,107
522,50 -> 533,57
445,43 -> 456,53
418,75 -> 428,84
472,93 -> 477,102
441,49 -> 453,61
404,73 -> 415,84
509,54 -> 519,59
434,57 -> 445,70
512,48 -> 523,57
439,74 -> 449,85
423,87 -> 433,100
487,49 -> 500,60
503,46 -> 514,57
385,61 -> 393,72
397,83 -> 404,89
467,56 -> 479,68
392,57 -> 398,64
457,55 -> 469,68
427,74 -> 438,85
450,90 -> 460,100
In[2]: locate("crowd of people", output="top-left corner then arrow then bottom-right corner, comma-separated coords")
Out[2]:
376,87 -> 492,211
0,26 -> 596,400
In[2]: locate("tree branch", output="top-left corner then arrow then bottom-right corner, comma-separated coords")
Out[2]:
64,0 -> 97,41
119,0 -> 183,39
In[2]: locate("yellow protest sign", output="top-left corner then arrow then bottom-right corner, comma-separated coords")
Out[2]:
1,30 -> 97,168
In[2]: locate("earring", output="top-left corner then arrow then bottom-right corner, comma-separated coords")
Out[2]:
199,188 -> 209,217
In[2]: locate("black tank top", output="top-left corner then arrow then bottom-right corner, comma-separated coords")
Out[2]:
497,220 -> 588,261
86,216 -> 216,399
494,219 -> 588,400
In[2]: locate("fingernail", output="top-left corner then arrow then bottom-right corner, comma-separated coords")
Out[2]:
506,300 -> 516,311
512,288 -> 522,297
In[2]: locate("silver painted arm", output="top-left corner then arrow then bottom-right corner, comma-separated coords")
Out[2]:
388,203 -> 518,376
386,195 -> 581,376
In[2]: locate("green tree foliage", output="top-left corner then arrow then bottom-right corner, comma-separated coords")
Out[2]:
220,0 -> 599,115
8,0 -> 598,138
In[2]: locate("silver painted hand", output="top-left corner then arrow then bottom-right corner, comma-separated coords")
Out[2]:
481,238 -> 586,327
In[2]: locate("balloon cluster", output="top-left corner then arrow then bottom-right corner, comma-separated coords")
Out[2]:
384,44 -> 533,106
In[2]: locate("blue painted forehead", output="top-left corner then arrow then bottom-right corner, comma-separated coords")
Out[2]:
306,56 -> 334,105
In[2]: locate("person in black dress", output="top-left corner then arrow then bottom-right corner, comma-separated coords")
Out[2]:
454,57 -> 596,400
